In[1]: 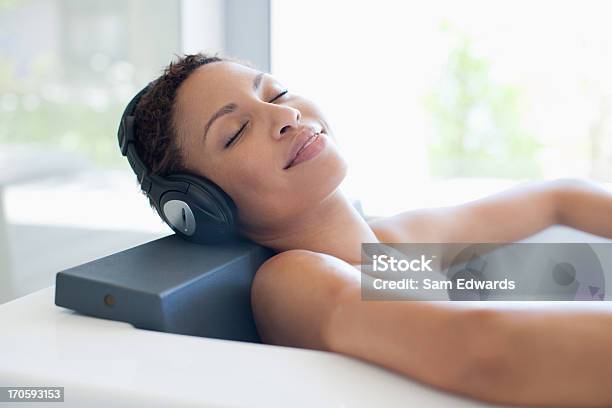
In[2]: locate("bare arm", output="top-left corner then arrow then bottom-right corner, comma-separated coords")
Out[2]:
329,285 -> 612,407
554,178 -> 612,237
252,250 -> 612,407
370,178 -> 612,243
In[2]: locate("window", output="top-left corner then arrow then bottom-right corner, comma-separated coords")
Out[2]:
272,0 -> 612,214
0,0 -> 181,167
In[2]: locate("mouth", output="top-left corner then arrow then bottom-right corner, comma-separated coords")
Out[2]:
284,128 -> 325,170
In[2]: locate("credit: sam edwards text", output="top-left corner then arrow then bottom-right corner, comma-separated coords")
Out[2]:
372,278 -> 516,291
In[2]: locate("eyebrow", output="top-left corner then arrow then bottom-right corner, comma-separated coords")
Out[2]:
202,71 -> 265,142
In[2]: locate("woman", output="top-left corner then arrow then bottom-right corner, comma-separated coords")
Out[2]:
133,53 -> 612,407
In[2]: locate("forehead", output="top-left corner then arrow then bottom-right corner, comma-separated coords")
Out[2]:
180,61 -> 259,103
173,61 -> 260,141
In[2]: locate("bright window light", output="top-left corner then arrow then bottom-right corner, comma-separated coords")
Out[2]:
272,0 -> 612,214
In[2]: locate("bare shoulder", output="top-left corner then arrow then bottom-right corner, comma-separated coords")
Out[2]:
253,249 -> 360,290
251,249 -> 360,350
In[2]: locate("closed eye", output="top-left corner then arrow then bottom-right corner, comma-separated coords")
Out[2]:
269,89 -> 288,103
224,89 -> 289,148
225,121 -> 248,148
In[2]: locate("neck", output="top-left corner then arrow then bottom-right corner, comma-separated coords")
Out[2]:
240,190 -> 379,265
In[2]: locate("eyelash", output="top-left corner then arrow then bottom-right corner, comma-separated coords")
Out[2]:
224,89 -> 289,148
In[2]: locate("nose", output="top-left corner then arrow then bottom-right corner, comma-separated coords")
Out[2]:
273,105 -> 301,140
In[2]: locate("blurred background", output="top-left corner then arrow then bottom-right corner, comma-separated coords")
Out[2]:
1,0 -> 612,303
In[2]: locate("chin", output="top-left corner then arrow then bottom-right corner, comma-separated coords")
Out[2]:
297,152 -> 347,197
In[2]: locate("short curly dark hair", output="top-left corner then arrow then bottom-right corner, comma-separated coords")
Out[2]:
133,52 -> 224,178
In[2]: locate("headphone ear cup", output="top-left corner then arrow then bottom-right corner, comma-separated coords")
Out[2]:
159,191 -> 197,236
160,190 -> 236,244
162,173 -> 238,243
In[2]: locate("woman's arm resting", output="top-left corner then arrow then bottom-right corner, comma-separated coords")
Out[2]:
553,178 -> 612,238
371,178 -> 612,243
253,250 -> 612,407
252,250 -> 503,396
329,283 -> 612,407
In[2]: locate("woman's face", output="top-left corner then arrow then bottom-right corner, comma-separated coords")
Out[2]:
173,61 -> 348,233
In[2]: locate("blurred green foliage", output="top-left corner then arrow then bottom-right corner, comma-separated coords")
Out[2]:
425,26 -> 542,178
0,56 -> 128,167
0,99 -> 126,167
0,0 -> 180,169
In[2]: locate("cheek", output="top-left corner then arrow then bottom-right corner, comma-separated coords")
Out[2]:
221,157 -> 311,221
295,97 -> 327,122
221,154 -> 281,203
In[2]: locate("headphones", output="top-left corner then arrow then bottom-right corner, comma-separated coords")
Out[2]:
118,83 -> 239,244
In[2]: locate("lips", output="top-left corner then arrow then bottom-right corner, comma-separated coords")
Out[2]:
284,127 -> 324,169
